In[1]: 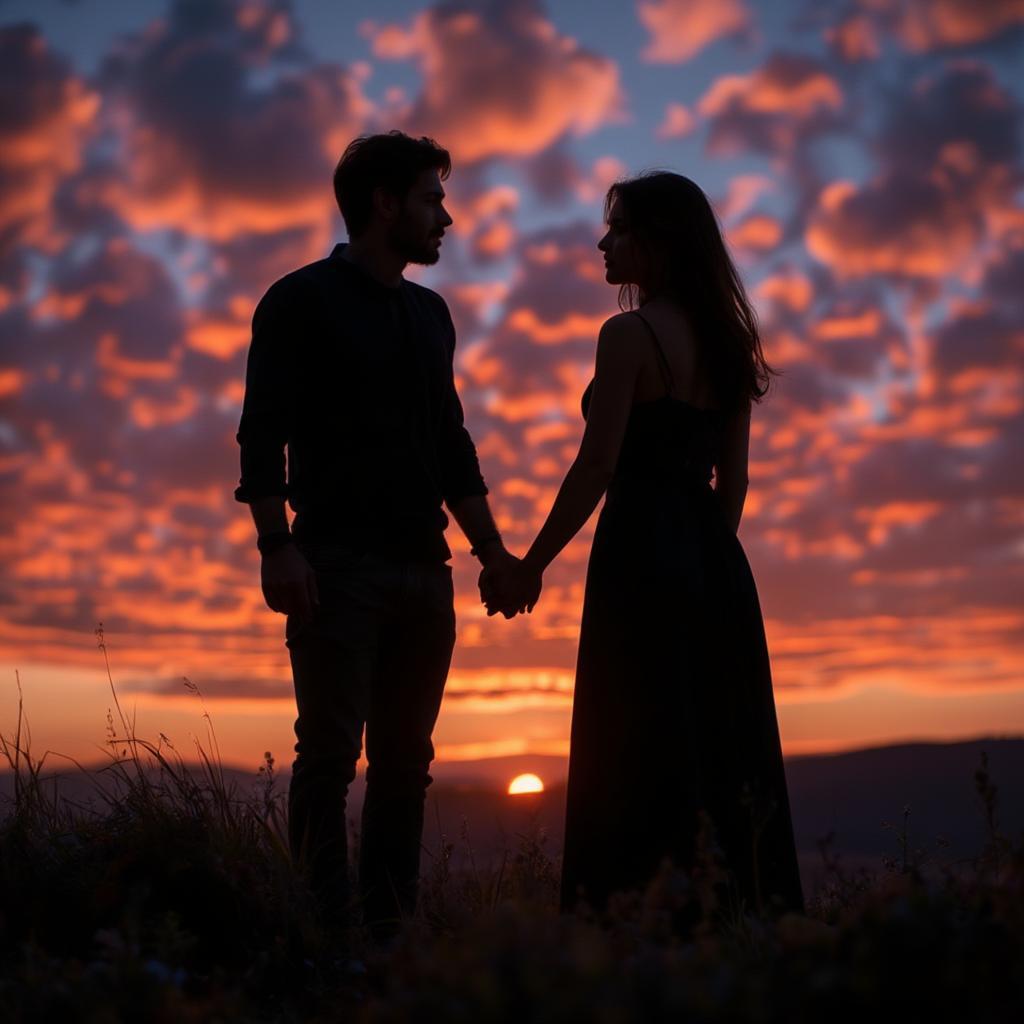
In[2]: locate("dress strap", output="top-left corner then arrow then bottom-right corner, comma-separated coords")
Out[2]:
631,311 -> 675,399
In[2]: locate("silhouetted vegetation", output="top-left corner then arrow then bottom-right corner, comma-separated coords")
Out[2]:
2,628 -> 1022,1021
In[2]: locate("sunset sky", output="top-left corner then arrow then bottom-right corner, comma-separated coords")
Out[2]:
1,0 -> 1022,780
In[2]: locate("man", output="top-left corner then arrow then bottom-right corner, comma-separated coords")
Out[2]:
234,131 -> 520,947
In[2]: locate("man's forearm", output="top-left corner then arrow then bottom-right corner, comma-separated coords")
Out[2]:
447,493 -> 505,563
248,496 -> 290,538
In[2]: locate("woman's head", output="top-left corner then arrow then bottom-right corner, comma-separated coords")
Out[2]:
598,171 -> 779,412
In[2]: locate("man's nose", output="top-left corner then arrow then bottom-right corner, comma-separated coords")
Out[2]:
440,207 -> 453,228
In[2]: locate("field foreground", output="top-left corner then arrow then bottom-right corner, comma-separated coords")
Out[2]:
2,673 -> 1023,1022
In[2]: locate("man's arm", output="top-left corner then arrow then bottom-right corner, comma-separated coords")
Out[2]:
249,495 -> 289,536
448,494 -> 525,619
430,294 -> 523,615
234,280 -> 318,621
447,493 -> 505,563
248,496 -> 319,620
433,298 -> 490,513
234,279 -> 297,508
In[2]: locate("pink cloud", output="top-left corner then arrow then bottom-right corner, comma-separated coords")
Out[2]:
575,156 -> 628,204
365,1 -> 624,163
95,0 -> 370,241
716,174 -> 776,221
656,102 -> 696,140
754,269 -> 814,314
876,0 -> 1024,52
0,26 -> 99,257
443,183 -> 519,262
727,213 -> 783,252
697,53 -> 844,156
805,65 -> 1021,279
825,14 -> 881,62
637,0 -> 750,63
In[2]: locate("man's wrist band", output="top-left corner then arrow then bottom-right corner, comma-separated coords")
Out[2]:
470,533 -> 503,558
257,531 -> 294,556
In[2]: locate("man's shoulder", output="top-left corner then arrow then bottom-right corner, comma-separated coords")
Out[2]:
404,279 -> 450,316
262,257 -> 334,300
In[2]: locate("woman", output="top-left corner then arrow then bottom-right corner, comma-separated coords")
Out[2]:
485,172 -> 805,920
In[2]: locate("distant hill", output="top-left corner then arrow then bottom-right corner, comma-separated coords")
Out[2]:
3,736 -> 1021,895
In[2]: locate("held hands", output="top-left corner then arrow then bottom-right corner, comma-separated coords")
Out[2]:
477,549 -> 543,619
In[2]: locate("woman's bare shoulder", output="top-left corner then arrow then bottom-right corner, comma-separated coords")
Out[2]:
597,311 -> 647,347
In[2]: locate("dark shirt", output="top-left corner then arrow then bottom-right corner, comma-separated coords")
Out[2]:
234,243 -> 488,561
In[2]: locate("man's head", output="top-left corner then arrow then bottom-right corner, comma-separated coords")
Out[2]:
333,131 -> 453,265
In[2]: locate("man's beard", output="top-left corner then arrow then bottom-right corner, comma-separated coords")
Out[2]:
388,218 -> 441,266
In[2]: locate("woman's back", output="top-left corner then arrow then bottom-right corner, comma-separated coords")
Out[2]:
582,307 -> 729,492
627,300 -> 720,411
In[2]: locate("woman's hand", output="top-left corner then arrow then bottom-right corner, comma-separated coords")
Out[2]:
480,558 -> 543,617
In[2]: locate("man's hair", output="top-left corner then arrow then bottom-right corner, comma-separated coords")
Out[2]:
333,131 -> 452,239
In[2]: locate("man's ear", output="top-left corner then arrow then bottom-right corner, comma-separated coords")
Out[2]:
372,186 -> 400,223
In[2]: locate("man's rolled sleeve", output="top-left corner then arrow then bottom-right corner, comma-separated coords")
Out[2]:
233,279 -> 298,504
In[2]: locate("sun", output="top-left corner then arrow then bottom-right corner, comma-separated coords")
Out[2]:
508,772 -> 544,795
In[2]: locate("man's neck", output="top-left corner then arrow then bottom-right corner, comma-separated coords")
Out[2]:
341,238 -> 406,289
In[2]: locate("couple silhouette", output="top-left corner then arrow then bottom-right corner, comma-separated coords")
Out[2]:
234,131 -> 804,949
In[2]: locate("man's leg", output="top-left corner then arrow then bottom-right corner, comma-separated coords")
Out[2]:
285,546 -> 387,929
359,559 -> 455,941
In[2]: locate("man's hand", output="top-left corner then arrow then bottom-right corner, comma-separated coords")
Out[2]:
477,548 -> 523,619
261,544 -> 320,621
478,551 -> 542,618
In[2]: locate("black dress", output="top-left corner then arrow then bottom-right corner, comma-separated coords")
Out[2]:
559,312 -> 805,918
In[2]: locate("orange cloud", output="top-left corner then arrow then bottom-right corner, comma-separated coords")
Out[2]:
95,5 -> 369,241
128,387 -> 200,430
0,26 -> 99,254
96,333 -> 178,382
638,0 -> 749,63
505,309 -> 609,345
473,220 -> 517,259
754,270 -> 814,313
717,174 -> 776,221
813,309 -> 884,341
365,3 -> 623,163
575,156 -> 628,204
884,0 -> 1024,52
699,59 -> 842,118
825,15 -> 881,61
807,179 -> 980,278
185,315 -> 252,360
728,214 -> 783,251
697,54 -> 844,155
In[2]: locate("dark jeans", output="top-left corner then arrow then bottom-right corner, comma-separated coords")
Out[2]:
284,539 -> 455,939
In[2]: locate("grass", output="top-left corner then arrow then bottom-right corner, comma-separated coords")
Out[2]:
1,626 -> 1022,1021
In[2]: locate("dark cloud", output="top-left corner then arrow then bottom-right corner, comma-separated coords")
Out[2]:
807,64 -> 1022,279
0,23 -> 98,259
367,0 -> 623,164
94,0 -> 367,240
698,52 -> 847,157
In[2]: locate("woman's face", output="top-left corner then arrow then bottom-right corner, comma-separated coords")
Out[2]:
598,197 -> 644,286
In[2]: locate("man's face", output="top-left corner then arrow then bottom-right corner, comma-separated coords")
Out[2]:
388,168 -> 454,266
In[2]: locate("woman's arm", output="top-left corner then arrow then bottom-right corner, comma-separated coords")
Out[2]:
521,315 -> 641,577
714,402 -> 751,534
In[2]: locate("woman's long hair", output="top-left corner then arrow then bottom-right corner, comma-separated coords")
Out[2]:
605,171 -> 780,414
